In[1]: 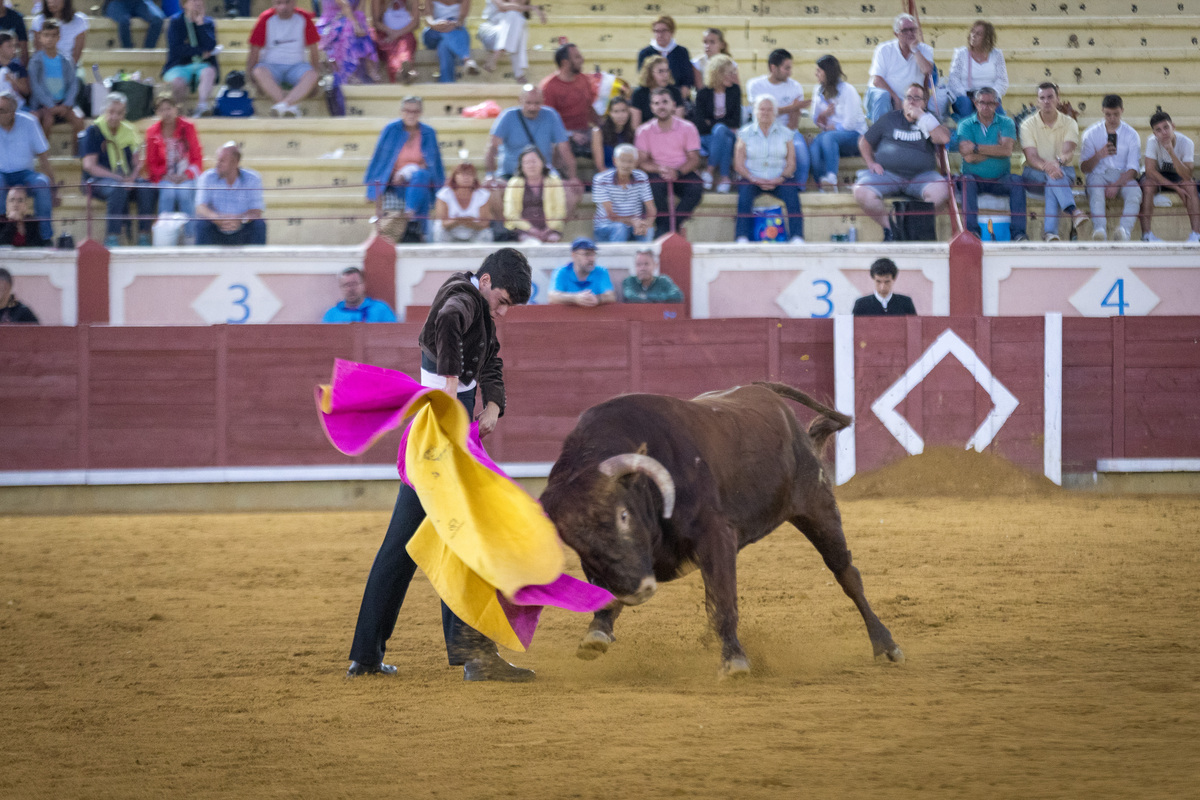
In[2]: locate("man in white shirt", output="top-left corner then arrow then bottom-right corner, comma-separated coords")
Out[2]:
1138,110 -> 1200,243
865,13 -> 935,123
1079,94 -> 1142,241
246,0 -> 321,118
745,48 -> 810,186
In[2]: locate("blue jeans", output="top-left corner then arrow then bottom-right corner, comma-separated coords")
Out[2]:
87,178 -> 157,236
865,87 -> 894,123
736,179 -> 804,240
1021,166 -> 1077,235
700,123 -> 736,180
422,26 -> 471,83
960,173 -> 1027,238
105,0 -> 164,49
0,169 -> 53,239
157,179 -> 196,216
808,129 -> 860,182
196,218 -> 267,245
593,219 -> 654,242
790,132 -> 810,191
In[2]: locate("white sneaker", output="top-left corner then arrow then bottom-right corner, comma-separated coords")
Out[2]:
820,173 -> 838,192
701,171 -> 713,191
465,58 -> 481,75
1153,193 -> 1173,208
285,104 -> 304,117
1142,232 -> 1164,242
1188,232 -> 1200,243
270,102 -> 287,117
1092,229 -> 1107,241
789,235 -> 805,243
1115,227 -> 1131,242
716,180 -> 731,193
736,236 -> 750,244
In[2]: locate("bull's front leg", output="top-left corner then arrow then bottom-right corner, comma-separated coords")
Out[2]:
696,525 -> 749,678
577,603 -> 623,660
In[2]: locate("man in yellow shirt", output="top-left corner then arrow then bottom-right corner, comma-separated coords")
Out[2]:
1019,82 -> 1090,241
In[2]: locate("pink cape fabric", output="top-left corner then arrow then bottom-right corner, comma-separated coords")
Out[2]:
316,359 -> 612,648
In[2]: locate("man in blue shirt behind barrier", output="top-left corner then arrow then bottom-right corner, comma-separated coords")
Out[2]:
548,237 -> 616,307
322,267 -> 397,323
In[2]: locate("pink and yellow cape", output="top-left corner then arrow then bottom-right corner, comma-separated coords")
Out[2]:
316,359 -> 612,652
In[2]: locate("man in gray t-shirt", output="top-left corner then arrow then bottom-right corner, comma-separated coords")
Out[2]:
853,83 -> 950,241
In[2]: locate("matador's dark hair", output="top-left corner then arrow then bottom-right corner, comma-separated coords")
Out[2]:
477,248 -> 532,305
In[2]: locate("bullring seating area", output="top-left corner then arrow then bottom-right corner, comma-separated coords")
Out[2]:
24,0 -> 1200,244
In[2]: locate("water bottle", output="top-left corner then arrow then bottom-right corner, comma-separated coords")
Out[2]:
847,223 -> 858,242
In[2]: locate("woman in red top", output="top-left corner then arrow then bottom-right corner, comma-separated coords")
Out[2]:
144,94 -> 204,222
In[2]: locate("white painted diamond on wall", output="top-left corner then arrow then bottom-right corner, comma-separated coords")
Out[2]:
871,329 -> 1019,455
191,272 -> 282,324
776,266 -> 861,318
1068,264 -> 1159,317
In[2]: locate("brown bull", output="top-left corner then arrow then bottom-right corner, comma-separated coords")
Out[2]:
539,382 -> 904,677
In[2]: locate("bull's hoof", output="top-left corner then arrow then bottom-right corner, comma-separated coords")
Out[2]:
719,655 -> 751,678
875,645 -> 905,664
576,630 -> 614,660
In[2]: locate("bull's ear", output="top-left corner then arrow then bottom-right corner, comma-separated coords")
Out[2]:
636,442 -> 648,456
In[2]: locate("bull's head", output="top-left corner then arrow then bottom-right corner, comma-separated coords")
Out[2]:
543,453 -> 676,606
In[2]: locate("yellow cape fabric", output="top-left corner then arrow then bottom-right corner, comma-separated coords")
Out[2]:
403,390 -> 565,652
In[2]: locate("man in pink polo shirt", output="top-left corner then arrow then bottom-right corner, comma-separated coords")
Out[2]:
635,87 -> 703,236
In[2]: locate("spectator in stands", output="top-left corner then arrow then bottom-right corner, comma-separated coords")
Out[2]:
247,0 -> 321,118
0,186 -> 47,247
371,0 -> 419,83
432,162 -> 493,243
31,0 -> 87,66
865,13 -> 934,123
733,95 -> 803,244
548,236 -> 615,306
0,90 -> 55,242
947,20 -> 1007,120
0,5 -> 30,64
745,48 -> 811,191
1020,82 -> 1087,242
691,27 -> 734,89
164,0 -> 219,116
81,92 -> 157,247
477,0 -> 543,82
0,267 -> 40,321
956,87 -> 1027,241
364,95 -> 444,242
0,33 -> 30,107
423,0 -> 478,83
226,0 -> 252,18
630,55 -> 682,129
145,94 -> 203,228
636,87 -> 703,237
1080,94 -> 1142,242
809,54 -> 866,192
318,0 -> 382,85
590,96 -> 635,172
622,248 -> 682,303
103,0 -> 164,50
194,141 -> 266,245
637,16 -> 692,100
693,54 -> 739,194
853,83 -> 950,242
852,258 -> 916,316
485,85 -> 581,218
29,22 -> 85,142
503,145 -> 564,243
1139,111 -> 1200,243
322,266 -> 397,321
592,143 -> 654,243
540,43 -> 596,157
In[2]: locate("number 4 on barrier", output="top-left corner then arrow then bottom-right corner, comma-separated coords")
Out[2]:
1101,279 -> 1128,316
1068,265 -> 1159,317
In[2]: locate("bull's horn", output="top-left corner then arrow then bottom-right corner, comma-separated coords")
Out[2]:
598,454 -> 676,519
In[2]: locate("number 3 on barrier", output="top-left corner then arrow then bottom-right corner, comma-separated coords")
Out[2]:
1101,279 -> 1128,316
227,283 -> 251,324
811,279 -> 834,318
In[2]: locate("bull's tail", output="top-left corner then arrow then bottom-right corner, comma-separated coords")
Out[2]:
753,381 -> 852,453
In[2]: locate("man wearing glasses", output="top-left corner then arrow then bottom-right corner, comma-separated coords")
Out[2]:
853,84 -> 950,242
956,86 -> 1028,241
865,13 -> 935,123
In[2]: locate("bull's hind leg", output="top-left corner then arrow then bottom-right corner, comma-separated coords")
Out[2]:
791,493 -> 904,663
577,604 -> 623,660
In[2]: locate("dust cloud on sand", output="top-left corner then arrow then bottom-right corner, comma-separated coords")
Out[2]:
2,450 -> 1198,798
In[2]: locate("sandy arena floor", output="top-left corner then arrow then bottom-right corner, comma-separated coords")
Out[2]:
2,451 -> 1199,799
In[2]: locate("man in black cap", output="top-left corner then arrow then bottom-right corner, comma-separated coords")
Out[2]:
547,237 -> 617,307
345,247 -> 537,682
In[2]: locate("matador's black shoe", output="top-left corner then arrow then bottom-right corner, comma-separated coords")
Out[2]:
345,661 -> 398,678
463,651 -> 536,682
